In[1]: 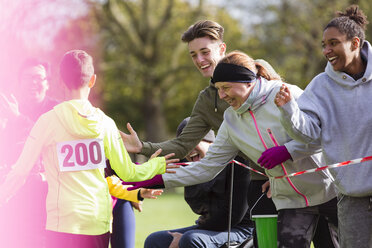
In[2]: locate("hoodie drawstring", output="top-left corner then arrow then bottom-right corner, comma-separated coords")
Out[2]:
214,87 -> 218,112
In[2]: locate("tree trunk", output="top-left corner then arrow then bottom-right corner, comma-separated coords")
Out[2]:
142,87 -> 167,142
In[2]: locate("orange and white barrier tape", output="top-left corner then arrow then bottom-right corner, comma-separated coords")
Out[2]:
274,155 -> 372,179
173,155 -> 372,179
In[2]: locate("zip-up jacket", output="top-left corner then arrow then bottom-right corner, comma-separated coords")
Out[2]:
279,41 -> 372,197
163,78 -> 337,210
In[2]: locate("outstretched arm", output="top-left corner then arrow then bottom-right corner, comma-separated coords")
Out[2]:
140,95 -> 216,159
163,121 -> 239,188
105,119 -> 178,182
106,175 -> 163,202
121,122 -> 239,190
0,115 -> 48,205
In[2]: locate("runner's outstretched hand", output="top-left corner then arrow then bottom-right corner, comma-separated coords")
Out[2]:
150,148 -> 179,173
140,188 -> 163,199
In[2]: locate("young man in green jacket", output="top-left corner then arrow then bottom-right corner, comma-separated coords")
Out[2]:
121,20 -> 270,182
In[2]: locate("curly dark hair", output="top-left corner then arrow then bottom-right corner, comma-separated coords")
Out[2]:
325,5 -> 369,46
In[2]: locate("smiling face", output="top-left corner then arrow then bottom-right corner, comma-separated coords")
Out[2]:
322,27 -> 360,74
215,81 -> 256,110
19,65 -> 49,103
188,37 -> 226,78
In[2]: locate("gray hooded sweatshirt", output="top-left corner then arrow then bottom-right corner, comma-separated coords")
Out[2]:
279,41 -> 372,197
163,78 -> 337,210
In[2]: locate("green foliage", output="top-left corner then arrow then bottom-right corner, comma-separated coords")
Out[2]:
45,0 -> 372,142
94,0 -> 249,141
242,0 -> 372,88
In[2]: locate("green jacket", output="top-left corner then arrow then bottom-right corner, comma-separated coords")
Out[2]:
141,82 -> 266,180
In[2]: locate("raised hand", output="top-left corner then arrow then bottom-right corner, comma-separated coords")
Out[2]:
0,93 -> 20,118
275,84 -> 292,107
120,122 -> 143,153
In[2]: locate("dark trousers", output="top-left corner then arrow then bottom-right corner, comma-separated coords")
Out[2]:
46,230 -> 110,248
337,194 -> 372,248
277,197 -> 339,248
111,199 -> 136,248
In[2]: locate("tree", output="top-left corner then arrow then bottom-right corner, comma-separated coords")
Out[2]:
223,0 -> 372,88
92,0 -> 246,142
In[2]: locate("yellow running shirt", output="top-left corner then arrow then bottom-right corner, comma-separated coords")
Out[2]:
8,99 -> 165,235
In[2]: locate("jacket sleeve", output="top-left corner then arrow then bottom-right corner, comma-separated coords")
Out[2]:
276,84 -> 322,161
106,175 -> 140,202
0,114 -> 50,203
141,92 -> 213,159
279,90 -> 322,144
162,121 -> 239,188
284,139 -> 322,162
104,119 -> 166,182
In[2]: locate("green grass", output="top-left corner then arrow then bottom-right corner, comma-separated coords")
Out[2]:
134,189 -> 198,248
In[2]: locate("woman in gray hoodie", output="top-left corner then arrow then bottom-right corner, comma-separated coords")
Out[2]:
275,5 -> 372,248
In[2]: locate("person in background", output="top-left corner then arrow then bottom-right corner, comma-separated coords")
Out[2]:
144,117 -> 253,248
0,58 -> 154,248
275,5 -> 372,248
0,58 -> 58,248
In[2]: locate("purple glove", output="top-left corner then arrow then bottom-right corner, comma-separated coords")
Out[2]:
257,146 -> 292,169
122,175 -> 164,191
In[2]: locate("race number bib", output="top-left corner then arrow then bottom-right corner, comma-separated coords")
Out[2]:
57,138 -> 106,172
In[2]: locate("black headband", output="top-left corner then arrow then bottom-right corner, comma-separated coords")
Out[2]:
212,63 -> 256,84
